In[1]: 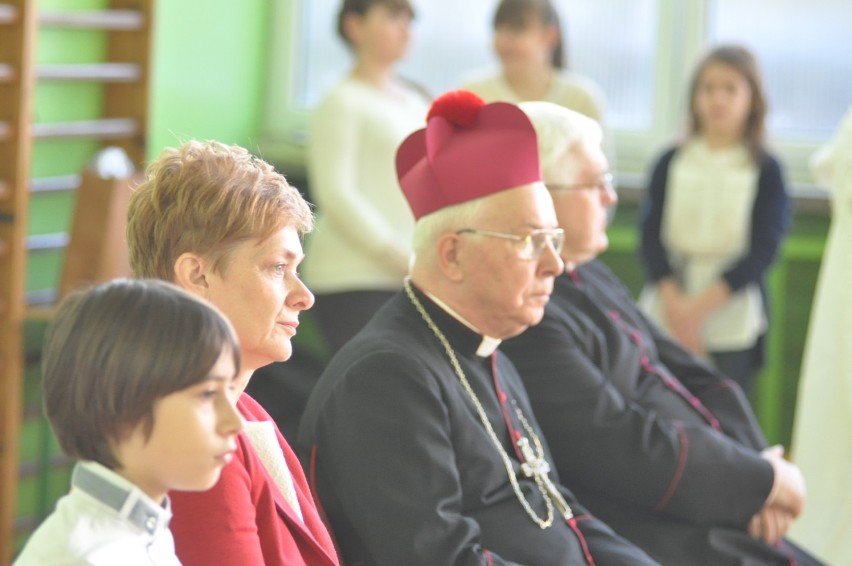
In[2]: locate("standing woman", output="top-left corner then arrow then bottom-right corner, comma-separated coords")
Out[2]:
304,0 -> 430,354
126,140 -> 339,566
789,108 -> 852,565
462,0 -> 611,158
639,45 -> 790,393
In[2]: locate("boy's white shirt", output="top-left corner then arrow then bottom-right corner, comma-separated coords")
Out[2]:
13,460 -> 180,565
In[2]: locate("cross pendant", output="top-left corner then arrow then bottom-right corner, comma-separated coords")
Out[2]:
517,437 -> 574,521
517,437 -> 551,479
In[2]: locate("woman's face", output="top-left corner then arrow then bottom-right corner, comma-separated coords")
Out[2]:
203,225 -> 314,373
693,61 -> 753,141
494,19 -> 557,74
348,4 -> 413,65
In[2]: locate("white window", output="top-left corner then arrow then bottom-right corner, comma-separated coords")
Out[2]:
261,0 -> 850,190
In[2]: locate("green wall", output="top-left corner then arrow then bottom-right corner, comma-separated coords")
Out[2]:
147,0 -> 271,157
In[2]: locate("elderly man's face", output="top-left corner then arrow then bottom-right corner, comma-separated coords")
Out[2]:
455,183 -> 563,339
547,144 -> 615,266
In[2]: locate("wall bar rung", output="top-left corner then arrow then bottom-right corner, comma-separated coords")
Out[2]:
37,63 -> 141,82
39,10 -> 144,30
32,118 -> 138,140
29,174 -> 80,194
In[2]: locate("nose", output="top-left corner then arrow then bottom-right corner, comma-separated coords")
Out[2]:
537,238 -> 564,277
602,181 -> 618,207
287,276 -> 315,310
217,395 -> 243,437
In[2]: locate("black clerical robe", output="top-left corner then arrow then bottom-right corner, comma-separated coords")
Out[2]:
298,286 -> 657,566
502,260 -> 819,566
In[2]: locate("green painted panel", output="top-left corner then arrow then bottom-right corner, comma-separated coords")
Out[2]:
33,83 -> 104,122
38,0 -> 106,10
27,193 -> 75,234
147,0 -> 270,155
37,29 -> 107,64
26,251 -> 64,294
30,139 -> 102,179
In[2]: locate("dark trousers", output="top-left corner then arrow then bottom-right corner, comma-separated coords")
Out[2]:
710,333 -> 765,395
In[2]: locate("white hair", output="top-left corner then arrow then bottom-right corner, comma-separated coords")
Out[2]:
519,101 -> 603,181
411,197 -> 486,267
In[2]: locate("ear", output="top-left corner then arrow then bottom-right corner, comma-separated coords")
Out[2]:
435,232 -> 465,282
543,24 -> 560,51
174,252 -> 211,298
342,12 -> 363,46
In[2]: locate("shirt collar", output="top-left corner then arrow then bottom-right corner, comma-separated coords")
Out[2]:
422,289 -> 502,357
73,461 -> 172,537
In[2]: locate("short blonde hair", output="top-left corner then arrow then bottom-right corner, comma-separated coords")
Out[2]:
127,140 -> 313,280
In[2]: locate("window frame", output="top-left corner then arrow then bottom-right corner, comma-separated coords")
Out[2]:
260,0 -> 841,193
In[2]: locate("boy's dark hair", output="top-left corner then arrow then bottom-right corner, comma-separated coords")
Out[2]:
42,278 -> 240,469
337,0 -> 415,47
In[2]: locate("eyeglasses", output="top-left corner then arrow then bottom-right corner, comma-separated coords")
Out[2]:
456,228 -> 565,261
547,172 -> 614,194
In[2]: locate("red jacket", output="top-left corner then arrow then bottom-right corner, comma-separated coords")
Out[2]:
170,394 -> 339,566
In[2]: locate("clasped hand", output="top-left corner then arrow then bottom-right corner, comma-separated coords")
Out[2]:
747,445 -> 806,544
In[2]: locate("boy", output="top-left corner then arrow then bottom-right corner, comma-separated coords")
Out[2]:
15,279 -> 243,565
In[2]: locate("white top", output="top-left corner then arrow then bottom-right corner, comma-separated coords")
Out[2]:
461,69 -> 614,165
304,76 -> 429,293
242,420 -> 302,521
14,461 -> 179,566
461,69 -> 604,122
640,139 -> 765,350
789,108 -> 852,566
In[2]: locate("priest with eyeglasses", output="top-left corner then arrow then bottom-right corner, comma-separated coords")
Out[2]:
297,91 -> 657,565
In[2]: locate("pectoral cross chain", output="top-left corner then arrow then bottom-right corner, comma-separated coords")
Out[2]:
516,430 -> 574,521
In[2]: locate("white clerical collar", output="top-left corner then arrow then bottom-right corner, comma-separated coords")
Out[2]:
422,290 -> 502,357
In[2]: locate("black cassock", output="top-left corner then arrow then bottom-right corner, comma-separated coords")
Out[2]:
298,285 -> 657,566
502,260 -> 821,566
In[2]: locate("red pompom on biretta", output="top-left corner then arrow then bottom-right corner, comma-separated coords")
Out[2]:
396,89 -> 541,220
426,90 -> 486,127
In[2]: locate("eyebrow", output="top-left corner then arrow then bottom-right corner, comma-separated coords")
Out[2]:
521,221 -> 559,231
205,370 -> 240,383
280,248 -> 305,263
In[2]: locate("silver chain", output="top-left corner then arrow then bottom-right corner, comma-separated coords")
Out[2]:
403,278 -> 555,529
514,405 -> 574,521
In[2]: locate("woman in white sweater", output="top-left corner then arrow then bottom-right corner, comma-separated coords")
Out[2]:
461,0 -> 612,163
305,0 -> 429,353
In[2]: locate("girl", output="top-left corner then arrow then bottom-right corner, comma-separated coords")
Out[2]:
639,45 -> 790,393
463,0 -> 607,131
